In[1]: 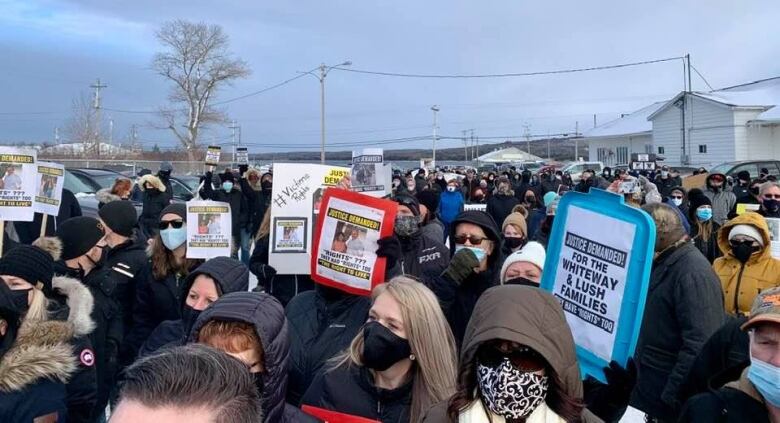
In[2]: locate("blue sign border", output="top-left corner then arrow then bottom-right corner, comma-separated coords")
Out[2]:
540,189 -> 655,383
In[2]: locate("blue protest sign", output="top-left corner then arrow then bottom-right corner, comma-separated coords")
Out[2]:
540,189 -> 655,383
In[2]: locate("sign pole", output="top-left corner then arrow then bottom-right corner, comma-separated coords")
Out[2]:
0,221 -> 5,257
40,214 -> 48,238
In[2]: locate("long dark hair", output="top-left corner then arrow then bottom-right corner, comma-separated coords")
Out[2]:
150,233 -> 199,281
447,355 -> 584,422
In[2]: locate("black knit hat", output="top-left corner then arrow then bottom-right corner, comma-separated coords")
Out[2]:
737,171 -> 751,183
56,216 -> 105,261
450,210 -> 501,243
0,281 -> 20,357
160,203 -> 187,222
98,200 -> 137,237
0,245 -> 56,294
687,188 -> 712,222
416,190 -> 440,214
393,194 -> 420,216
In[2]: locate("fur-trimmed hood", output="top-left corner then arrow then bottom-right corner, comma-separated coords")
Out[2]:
96,187 -> 122,204
51,275 -> 95,336
32,236 -> 63,262
245,168 -> 263,191
137,174 -> 166,192
0,320 -> 77,393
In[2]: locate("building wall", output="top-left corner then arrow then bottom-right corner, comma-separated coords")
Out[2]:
733,110 -> 780,161
586,134 -> 651,166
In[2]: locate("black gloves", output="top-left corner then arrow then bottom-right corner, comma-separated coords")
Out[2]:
583,358 -> 636,422
604,358 -> 637,393
376,236 -> 402,269
442,248 -> 479,285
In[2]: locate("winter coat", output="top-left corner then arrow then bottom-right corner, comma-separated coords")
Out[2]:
302,363 -> 412,423
137,174 -> 170,238
438,190 -> 464,224
713,212 -> 780,315
732,183 -> 750,202
250,235 -> 314,307
241,169 -> 273,235
526,207 -> 546,240
201,172 -> 250,237
668,186 -> 691,224
391,231 -> 450,282
140,256 -> 249,356
679,368 -> 770,423
485,193 -> 520,231
285,285 -> 372,406
703,173 -> 737,226
0,320 -> 77,422
15,190 -> 82,244
574,176 -> 609,194
421,216 -> 445,244
540,176 -> 562,196
461,178 -> 480,202
95,187 -> 122,207
690,221 -> 722,263
158,173 -> 174,204
654,175 -> 680,198
188,292 -> 318,423
421,285 -> 598,423
629,242 -> 725,421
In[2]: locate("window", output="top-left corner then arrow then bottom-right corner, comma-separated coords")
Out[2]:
658,146 -> 665,154
732,164 -> 759,179
597,148 -> 609,163
698,145 -> 707,153
760,163 -> 780,177
616,146 -> 629,165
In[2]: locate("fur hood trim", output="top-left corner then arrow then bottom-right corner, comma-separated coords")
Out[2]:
96,187 -> 122,204
32,236 -> 63,261
138,174 -> 166,192
52,276 -> 95,336
245,168 -> 263,191
0,321 -> 77,392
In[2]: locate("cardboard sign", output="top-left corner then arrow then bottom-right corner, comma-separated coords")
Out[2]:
33,161 -> 65,216
186,200 -> 232,259
236,147 -> 249,165
269,163 -> 351,274
301,406 -> 380,423
540,189 -> 655,383
420,158 -> 435,172
352,148 -> 387,197
767,217 -> 780,259
205,146 -> 221,167
311,188 -> 397,296
0,147 -> 37,222
682,173 -> 707,190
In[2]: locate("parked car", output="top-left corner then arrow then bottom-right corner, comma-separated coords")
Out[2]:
708,160 -> 780,180
561,161 -> 604,183
65,168 -> 141,218
169,176 -> 196,201
68,168 -> 128,191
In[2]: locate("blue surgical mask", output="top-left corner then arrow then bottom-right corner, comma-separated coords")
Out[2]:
696,207 -> 713,222
222,181 -> 233,192
749,356 -> 780,407
447,186 -> 456,192
455,244 -> 487,263
671,198 -> 683,207
160,226 -> 187,250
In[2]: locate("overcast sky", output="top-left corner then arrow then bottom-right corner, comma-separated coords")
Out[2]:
1,0 -> 779,153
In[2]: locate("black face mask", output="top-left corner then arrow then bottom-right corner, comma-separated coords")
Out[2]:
730,241 -> 759,264
525,196 -> 535,204
505,277 -> 539,287
751,186 -> 761,196
253,372 -> 265,395
504,236 -> 526,250
261,181 -> 272,191
146,187 -> 160,195
11,289 -> 31,314
181,305 -> 202,334
158,171 -> 171,181
361,321 -> 411,371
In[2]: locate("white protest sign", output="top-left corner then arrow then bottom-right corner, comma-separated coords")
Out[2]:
352,148 -> 388,197
205,146 -> 221,167
34,161 -> 65,216
236,147 -> 249,165
0,147 -> 37,222
464,203 -> 486,212
766,218 -> 780,259
269,163 -> 351,274
186,200 -> 232,259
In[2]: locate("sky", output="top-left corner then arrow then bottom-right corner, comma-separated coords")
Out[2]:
1,0 -> 779,154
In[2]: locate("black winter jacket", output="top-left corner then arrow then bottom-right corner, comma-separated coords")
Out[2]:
629,242 -> 725,421
285,285 -> 372,406
680,384 -> 769,423
691,221 -> 722,264
392,232 -> 450,282
190,292 -> 319,423
201,172 -> 249,236
302,364 -> 411,423
250,235 -> 315,307
240,169 -> 273,235
137,175 -> 171,239
485,193 -> 520,229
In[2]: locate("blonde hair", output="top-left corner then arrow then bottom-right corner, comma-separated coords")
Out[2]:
254,207 -> 272,241
333,276 -> 457,422
25,288 -> 49,322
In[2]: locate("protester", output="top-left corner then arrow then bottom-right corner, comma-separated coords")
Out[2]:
667,186 -> 689,221
680,287 -> 780,422
513,170 -> 536,201
125,204 -> 202,360
137,173 -> 170,239
302,277 -> 457,422
392,175 -> 403,195
414,168 -> 428,192
427,210 -> 502,347
110,344 -> 262,423
96,177 -> 133,207
156,161 -> 174,204
703,172 -> 737,226
630,203 -> 725,421
190,291 -> 318,422
574,169 -> 608,193
416,190 -> 445,243
0,278 -> 77,422
405,176 -> 419,195
250,210 -> 314,307
655,165 -> 679,198
201,169 -> 249,259
499,241 -> 546,286
0,240 -> 98,422
540,169 -> 562,195
688,189 -> 721,263
486,176 -> 520,229
732,170 -> 752,200
461,169 -> 479,202
500,205 -> 528,256
439,179 -> 464,242
757,181 -> 780,218
601,167 -> 613,182
140,256 -> 249,356
713,212 -> 780,315
533,194 -> 559,249
422,285 -> 593,422
238,166 -> 273,264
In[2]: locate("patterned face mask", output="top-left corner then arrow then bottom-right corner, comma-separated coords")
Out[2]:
394,215 -> 420,237
477,358 -> 549,419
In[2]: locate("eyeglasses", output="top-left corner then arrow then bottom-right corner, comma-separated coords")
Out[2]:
477,344 -> 546,372
671,196 -> 683,200
453,234 -> 490,245
159,220 -> 184,230
764,194 -> 780,200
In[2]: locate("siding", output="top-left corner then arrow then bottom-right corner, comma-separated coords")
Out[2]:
586,135 -> 651,166
734,109 -> 780,160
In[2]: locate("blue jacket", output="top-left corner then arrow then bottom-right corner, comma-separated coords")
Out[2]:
439,190 -> 464,224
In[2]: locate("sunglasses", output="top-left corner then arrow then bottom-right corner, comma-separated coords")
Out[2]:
453,234 -> 490,246
159,220 -> 184,230
671,196 -> 683,200
764,194 -> 780,200
477,344 -> 546,372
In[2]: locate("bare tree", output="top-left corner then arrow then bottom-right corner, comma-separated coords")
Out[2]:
63,93 -> 102,155
153,20 -> 250,161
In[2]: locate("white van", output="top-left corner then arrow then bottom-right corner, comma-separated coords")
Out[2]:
561,161 -> 604,183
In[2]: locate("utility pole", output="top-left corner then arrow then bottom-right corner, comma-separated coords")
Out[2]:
54,127 -> 60,145
547,132 -> 551,160
230,120 -> 240,166
462,130 -> 468,161
131,124 -> 139,151
470,129 -> 476,162
431,105 -> 439,166
90,78 -> 107,158
108,118 -> 114,146
309,60 -> 352,164
593,114 -> 597,128
523,124 -> 531,156
575,121 -> 580,161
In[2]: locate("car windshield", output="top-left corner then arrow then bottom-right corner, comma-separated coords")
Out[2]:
709,163 -> 733,174
90,174 -> 124,188
64,171 -> 95,194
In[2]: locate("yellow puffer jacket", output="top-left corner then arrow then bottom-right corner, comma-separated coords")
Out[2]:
713,212 -> 780,315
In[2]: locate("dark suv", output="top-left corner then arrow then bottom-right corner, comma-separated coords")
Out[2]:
708,160 -> 780,179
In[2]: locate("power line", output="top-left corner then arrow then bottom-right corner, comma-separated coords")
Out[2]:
333,56 -> 685,79
691,64 -> 715,91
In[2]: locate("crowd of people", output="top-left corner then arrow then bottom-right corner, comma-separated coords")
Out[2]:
3,161 -> 780,423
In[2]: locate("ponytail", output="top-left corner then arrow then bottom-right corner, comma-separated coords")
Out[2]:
25,288 -> 49,322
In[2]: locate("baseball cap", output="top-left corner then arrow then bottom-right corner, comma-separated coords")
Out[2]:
742,287 -> 780,331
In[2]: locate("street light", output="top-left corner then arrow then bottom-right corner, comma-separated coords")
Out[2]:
430,105 -> 440,167
300,61 -> 352,164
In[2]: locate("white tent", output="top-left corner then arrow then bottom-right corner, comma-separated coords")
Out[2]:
477,146 -> 543,163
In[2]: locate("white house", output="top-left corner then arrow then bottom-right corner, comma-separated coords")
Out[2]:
583,102 -> 666,167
